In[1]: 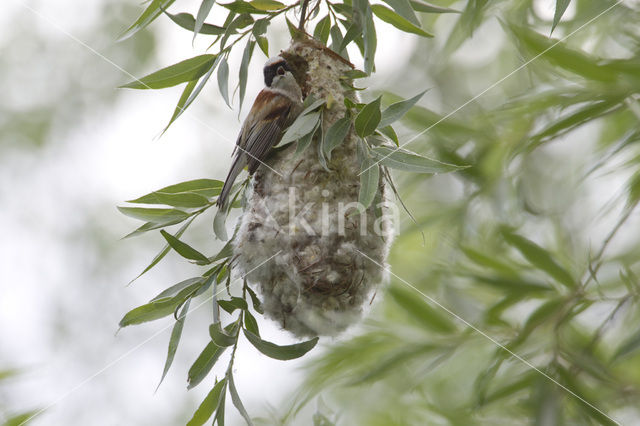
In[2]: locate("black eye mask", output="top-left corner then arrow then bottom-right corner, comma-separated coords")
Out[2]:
263,60 -> 291,87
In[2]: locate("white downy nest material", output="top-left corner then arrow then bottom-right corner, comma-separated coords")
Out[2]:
234,39 -> 393,338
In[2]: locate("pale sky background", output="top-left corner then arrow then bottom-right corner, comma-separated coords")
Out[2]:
0,0 -> 616,425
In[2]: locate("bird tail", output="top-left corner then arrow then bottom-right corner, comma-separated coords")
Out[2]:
217,155 -> 245,209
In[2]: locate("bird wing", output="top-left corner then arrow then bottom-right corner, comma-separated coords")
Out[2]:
217,91 -> 294,208
241,91 -> 293,174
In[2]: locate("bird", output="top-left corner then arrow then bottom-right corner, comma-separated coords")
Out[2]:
216,56 -> 304,209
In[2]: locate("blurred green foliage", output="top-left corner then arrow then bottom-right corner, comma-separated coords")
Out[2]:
279,0 -> 640,425
0,2 -> 156,150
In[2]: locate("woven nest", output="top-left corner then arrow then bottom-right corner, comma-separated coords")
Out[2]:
234,39 -> 393,337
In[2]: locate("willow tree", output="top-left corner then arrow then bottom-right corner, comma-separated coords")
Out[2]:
117,0 -> 640,425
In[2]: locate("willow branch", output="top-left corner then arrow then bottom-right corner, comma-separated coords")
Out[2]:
299,0 -> 310,30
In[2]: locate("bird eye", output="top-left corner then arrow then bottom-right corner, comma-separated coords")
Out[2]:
277,66 -> 285,76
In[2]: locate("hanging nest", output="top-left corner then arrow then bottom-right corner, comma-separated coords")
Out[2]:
233,38 -> 394,338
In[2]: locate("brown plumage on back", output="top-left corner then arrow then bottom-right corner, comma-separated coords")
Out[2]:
217,58 -> 303,208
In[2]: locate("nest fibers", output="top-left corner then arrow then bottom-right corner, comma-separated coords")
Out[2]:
234,39 -> 394,338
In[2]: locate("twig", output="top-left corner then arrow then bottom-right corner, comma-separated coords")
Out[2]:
585,295 -> 630,353
299,0 -> 310,30
583,203 -> 637,290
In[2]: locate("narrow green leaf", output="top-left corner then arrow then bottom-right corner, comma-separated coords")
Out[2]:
157,299 -> 190,389
232,13 -> 255,30
486,296 -> 520,326
355,96 -> 382,137
213,208 -> 229,241
163,57 -> 220,127
238,39 -> 255,112
343,69 -> 368,80
295,115 -> 320,156
218,57 -> 232,107
249,0 -> 285,10
278,111 -> 322,147
152,277 -> 204,302
553,367 -> 619,426
339,24 -> 362,55
197,274 -> 218,301
221,1 -> 270,14
130,218 -> 196,284
508,24 -> 615,82
381,0 -> 419,25
628,171 -> 640,207
501,229 -> 575,288
332,3 -> 353,19
314,15 -> 332,45
323,116 -> 351,160
209,322 -> 238,347
229,12 -> 254,31
194,0 -> 216,41
484,372 -> 536,404
215,390 -> 226,425
378,125 -> 398,145
252,18 -> 270,35
5,412 -> 42,426
165,11 -> 226,35
187,341 -> 228,389
120,54 -> 216,89
228,372 -> 253,425
285,16 -> 301,39
118,206 -> 189,223
361,0 -> 377,74
461,246 -> 519,276
119,294 -> 189,327
186,378 -> 227,426
253,19 -> 270,54
301,97 -> 327,114
344,97 -> 362,110
444,0 -> 488,54
350,345 -> 439,385
316,112 -> 330,172
211,240 -> 234,263
330,25 -> 348,59
255,35 -> 269,56
129,179 -> 223,204
471,275 -> 552,294
409,0 -> 459,13
522,299 -> 564,335
243,329 -> 318,360
371,5 -> 433,38
243,309 -> 260,336
245,285 -> 264,314
312,412 -> 334,426
153,191 -> 210,208
122,219 -> 187,238
118,0 -> 176,42
218,297 -> 248,314
216,264 -> 230,284
378,90 -> 428,128
133,191 -> 209,208
371,146 -> 466,173
359,153 -> 379,209
528,98 -> 623,151
389,285 -> 456,333
612,330 -> 640,362
552,0 -> 571,34
160,230 -> 209,262
163,79 -> 197,134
